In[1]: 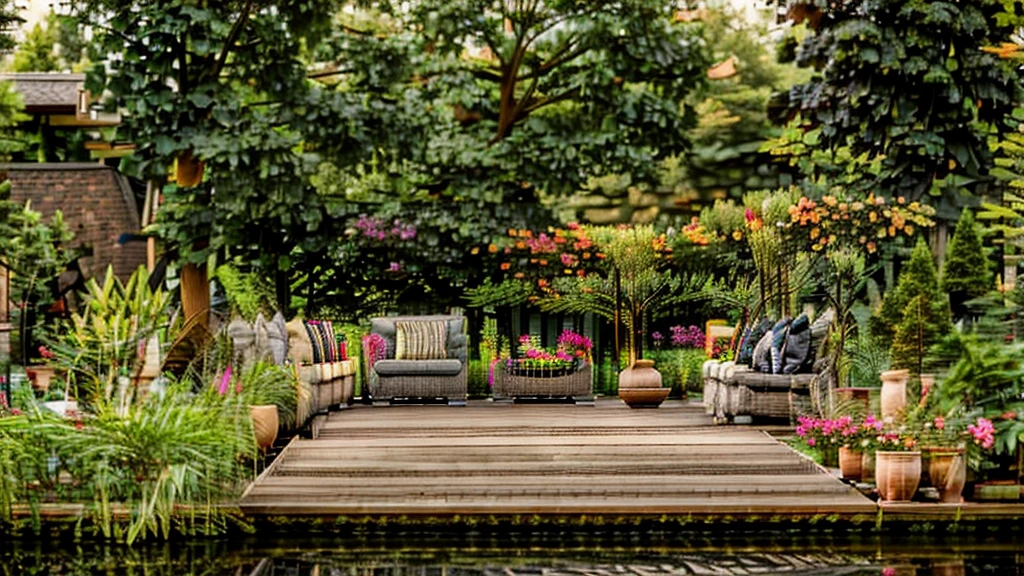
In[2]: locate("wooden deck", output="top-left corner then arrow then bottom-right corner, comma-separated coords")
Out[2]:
240,399 -> 877,518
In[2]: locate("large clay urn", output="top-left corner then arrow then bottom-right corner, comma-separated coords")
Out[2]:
876,451 -> 921,502
880,369 -> 909,422
618,359 -> 668,408
928,450 -> 966,504
838,446 -> 863,481
250,405 -> 279,450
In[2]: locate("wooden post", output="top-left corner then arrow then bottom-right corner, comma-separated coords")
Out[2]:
180,263 -> 209,328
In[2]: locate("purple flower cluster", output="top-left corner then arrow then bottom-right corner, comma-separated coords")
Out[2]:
354,214 -> 417,241
670,325 -> 704,348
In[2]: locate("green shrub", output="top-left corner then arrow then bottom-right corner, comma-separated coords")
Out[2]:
648,348 -> 708,398
941,209 -> 993,317
467,359 -> 491,398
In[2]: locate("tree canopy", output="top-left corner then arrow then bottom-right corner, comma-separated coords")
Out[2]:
770,0 -> 1023,209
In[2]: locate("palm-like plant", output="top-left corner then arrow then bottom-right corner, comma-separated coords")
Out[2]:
48,266 -> 170,407
234,360 -> 300,429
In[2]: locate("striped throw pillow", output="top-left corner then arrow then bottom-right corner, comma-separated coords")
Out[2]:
395,320 -> 448,360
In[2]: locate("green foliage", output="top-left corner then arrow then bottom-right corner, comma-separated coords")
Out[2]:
11,20 -> 58,72
82,0 -> 710,318
647,347 -> 707,398
673,4 -> 809,207
890,294 -> 951,377
772,0 -> 1023,204
48,266 -> 170,405
0,0 -> 20,55
215,263 -> 275,321
0,190 -> 75,364
10,13 -> 89,73
0,382 -> 254,542
941,209 -> 993,314
871,238 -> 951,344
235,361 -> 300,429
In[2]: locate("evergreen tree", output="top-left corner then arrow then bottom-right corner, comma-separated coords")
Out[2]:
871,238 -> 951,344
890,294 -> 951,376
942,209 -> 993,317
11,20 -> 59,72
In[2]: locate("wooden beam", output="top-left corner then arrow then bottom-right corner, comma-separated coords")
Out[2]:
47,114 -> 120,127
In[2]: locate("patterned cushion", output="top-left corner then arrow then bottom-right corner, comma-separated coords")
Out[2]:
752,330 -> 774,373
769,318 -> 792,375
395,320 -> 449,360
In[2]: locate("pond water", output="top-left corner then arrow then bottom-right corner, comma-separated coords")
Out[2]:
2,533 -> 1023,576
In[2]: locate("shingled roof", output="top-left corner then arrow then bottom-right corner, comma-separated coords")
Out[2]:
0,72 -> 85,113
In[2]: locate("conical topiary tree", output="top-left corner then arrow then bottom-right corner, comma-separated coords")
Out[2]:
871,238 -> 951,345
941,209 -> 993,317
890,294 -> 952,376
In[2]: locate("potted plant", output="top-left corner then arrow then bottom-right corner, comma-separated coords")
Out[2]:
874,423 -> 921,502
233,361 -> 299,450
795,414 -> 884,479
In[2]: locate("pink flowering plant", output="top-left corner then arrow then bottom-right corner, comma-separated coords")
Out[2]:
796,414 -> 884,454
503,330 -> 592,375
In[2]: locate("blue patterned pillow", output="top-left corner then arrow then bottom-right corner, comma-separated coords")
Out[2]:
769,318 -> 791,375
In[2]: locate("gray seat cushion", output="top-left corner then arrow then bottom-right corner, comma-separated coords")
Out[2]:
373,359 -> 464,377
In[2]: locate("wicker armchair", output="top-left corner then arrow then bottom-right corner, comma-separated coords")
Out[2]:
492,361 -> 593,404
366,316 -> 468,405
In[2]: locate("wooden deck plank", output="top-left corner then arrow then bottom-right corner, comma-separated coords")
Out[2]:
239,400 -> 875,518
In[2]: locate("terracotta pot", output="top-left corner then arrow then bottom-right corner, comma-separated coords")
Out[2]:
838,446 -> 863,481
929,451 -> 967,504
861,450 -> 875,483
27,366 -> 55,392
876,451 -> 921,502
618,360 -> 667,408
880,369 -> 909,422
250,405 -> 279,450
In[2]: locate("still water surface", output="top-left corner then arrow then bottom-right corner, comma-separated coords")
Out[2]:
2,533 -> 1022,575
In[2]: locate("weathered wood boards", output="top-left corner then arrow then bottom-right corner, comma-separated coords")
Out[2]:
240,400 -> 876,518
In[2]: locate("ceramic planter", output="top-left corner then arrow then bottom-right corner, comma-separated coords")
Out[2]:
250,404 -> 279,450
927,449 -> 966,504
880,369 -> 909,422
876,450 -> 921,502
28,366 -> 56,392
618,359 -> 668,408
860,450 -> 875,483
838,446 -> 863,481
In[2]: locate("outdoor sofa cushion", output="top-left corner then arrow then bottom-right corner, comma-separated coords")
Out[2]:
752,330 -> 774,373
769,318 -> 791,374
370,315 -> 467,363
395,319 -> 448,360
372,359 -> 464,377
781,314 -> 810,374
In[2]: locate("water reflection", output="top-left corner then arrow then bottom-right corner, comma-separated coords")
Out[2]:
2,535 -> 1022,576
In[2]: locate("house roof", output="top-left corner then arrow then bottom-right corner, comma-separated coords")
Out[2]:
0,72 -> 85,113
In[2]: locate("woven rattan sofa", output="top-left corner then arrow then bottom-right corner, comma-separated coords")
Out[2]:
703,360 -> 819,424
367,315 -> 468,405
491,361 -> 593,404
